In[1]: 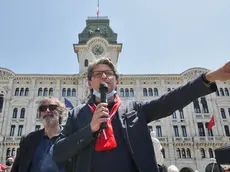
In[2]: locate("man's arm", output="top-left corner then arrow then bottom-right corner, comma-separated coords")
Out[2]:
140,74 -> 217,123
11,136 -> 25,172
53,108 -> 95,163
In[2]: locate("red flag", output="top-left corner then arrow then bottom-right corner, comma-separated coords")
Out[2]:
96,7 -> 100,15
208,115 -> 215,131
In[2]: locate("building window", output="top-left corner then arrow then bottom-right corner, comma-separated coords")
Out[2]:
35,125 -> 41,131
119,88 -> 124,97
66,88 -> 71,97
224,125 -> 230,136
148,126 -> 153,132
200,97 -> 209,113
62,88 -> 66,97
187,148 -> 191,158
198,123 -> 205,136
10,125 -> 15,136
143,88 -> 147,96
130,88 -> 134,97
72,88 -> 76,97
173,126 -> 179,137
225,88 -> 229,96
216,90 -> 220,96
193,99 -> 201,113
148,88 -> 153,96
18,125 -> 23,136
220,108 -> 226,119
11,148 -> 16,157
0,94 -> 4,113
25,88 -> 29,96
20,108 -> 25,118
200,148 -> 206,158
125,88 -> 129,97
181,148 -> 186,158
43,88 -> 48,96
154,88 -> 159,96
172,112 -> 177,119
179,109 -> 184,119
228,108 -> 230,117
20,88 -> 24,96
38,88 -> 43,96
181,125 -> 187,137
209,148 -> 214,158
84,59 -> 88,67
161,148 -> 165,158
220,88 -> 224,96
6,148 -> 11,157
156,126 -> 162,137
176,148 -> 181,158
49,88 -> 53,96
15,88 -> 19,96
12,108 -> 18,118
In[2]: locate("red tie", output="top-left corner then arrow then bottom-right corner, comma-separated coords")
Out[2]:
88,95 -> 121,151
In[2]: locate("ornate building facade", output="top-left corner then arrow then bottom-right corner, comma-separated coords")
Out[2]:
0,16 -> 229,172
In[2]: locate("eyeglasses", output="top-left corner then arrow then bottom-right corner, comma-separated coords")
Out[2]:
39,104 -> 58,112
92,70 -> 115,78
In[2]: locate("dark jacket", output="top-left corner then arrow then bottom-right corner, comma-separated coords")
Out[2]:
11,128 -> 71,172
11,129 -> 44,172
53,75 -> 217,172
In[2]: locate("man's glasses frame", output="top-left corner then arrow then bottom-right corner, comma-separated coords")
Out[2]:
92,70 -> 115,78
39,104 -> 58,112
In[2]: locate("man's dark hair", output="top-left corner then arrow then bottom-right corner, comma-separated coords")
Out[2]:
87,58 -> 119,80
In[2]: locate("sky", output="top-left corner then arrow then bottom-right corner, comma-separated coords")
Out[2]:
0,0 -> 230,75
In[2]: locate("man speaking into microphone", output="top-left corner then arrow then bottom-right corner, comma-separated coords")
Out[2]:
53,57 -> 230,172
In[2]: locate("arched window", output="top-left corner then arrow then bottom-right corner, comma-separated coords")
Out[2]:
20,88 -> 24,96
72,88 -> 76,97
161,148 -> 165,158
193,99 -> 201,113
225,88 -> 229,96
49,88 -> 53,96
179,109 -> 184,119
25,88 -> 29,96
221,108 -> 226,119
11,148 -> 16,157
220,88 -> 224,96
62,88 -> 66,97
200,148 -> 206,158
209,148 -> 214,158
200,97 -> 209,113
15,88 -> 19,96
0,94 -> 4,113
143,88 -> 147,97
216,90 -> 219,96
20,108 -> 25,118
130,88 -> 134,97
176,148 -> 181,158
154,88 -> 159,96
38,88 -> 43,96
148,88 -> 153,96
6,148 -> 11,157
125,88 -> 129,97
182,148 -> 186,158
84,59 -> 89,67
67,88 -> 71,97
120,88 -> 124,97
12,108 -> 18,118
187,148 -> 191,158
43,88 -> 48,96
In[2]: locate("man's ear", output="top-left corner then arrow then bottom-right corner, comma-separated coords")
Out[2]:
88,79 -> 92,89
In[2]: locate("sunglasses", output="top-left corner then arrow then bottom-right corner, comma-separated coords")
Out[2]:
39,104 -> 58,112
92,70 -> 115,78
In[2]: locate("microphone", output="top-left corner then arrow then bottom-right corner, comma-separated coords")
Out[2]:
99,82 -> 108,129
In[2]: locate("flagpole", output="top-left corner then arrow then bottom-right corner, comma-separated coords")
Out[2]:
96,0 -> 99,30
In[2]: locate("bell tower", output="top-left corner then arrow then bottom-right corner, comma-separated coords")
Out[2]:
73,16 -> 122,74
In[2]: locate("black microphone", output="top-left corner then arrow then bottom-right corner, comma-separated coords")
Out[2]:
99,82 -> 108,129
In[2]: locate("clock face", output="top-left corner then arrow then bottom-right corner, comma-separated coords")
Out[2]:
92,44 -> 104,56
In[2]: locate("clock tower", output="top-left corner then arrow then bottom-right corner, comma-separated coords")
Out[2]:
73,16 -> 122,74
